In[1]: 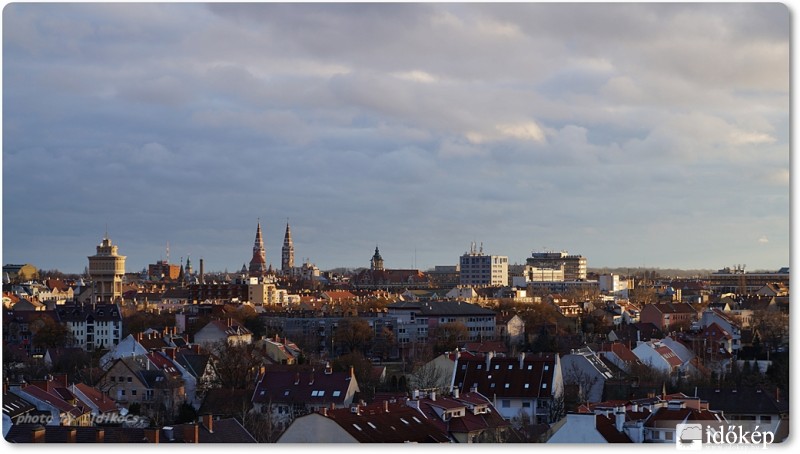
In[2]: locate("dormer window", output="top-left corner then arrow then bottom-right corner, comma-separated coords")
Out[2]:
508,365 -> 513,370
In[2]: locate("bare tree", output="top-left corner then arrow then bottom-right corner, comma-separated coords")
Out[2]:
407,360 -> 450,392
563,361 -> 601,404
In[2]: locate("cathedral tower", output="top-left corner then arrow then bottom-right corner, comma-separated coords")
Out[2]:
282,221 -> 295,274
249,220 -> 268,277
371,246 -> 384,271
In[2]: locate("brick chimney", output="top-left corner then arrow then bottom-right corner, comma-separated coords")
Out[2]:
144,428 -> 160,444
183,423 -> 199,443
384,400 -> 389,413
201,414 -> 213,434
485,351 -> 494,370
31,426 -> 45,443
95,428 -> 105,443
66,427 -> 77,443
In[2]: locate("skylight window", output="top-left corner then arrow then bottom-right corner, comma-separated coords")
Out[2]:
527,365 -> 533,370
400,418 -> 410,425
353,424 -> 362,431
367,422 -> 376,429
508,365 -> 513,370
333,391 -> 341,397
524,384 -> 530,389
504,383 -> 510,389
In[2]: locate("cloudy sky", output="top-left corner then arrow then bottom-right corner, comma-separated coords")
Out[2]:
2,3 -> 790,274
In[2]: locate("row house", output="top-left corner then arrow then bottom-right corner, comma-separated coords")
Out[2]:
597,342 -> 641,373
56,303 -> 122,351
452,352 -> 563,424
261,335 -> 302,365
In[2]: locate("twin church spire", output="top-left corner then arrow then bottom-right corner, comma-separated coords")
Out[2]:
248,219 -> 295,277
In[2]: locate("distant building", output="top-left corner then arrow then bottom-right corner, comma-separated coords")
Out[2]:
526,251 -> 587,281
87,235 -> 126,304
3,264 -> 38,283
248,221 -> 268,278
708,266 -> 789,295
459,243 -> 508,287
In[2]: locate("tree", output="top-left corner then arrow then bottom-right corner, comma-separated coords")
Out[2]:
31,317 -> 73,349
629,285 -> 657,306
432,322 -> 468,354
407,360 -> 450,392
563,362 -> 601,404
332,352 -> 377,400
211,341 -> 264,389
333,317 -> 374,354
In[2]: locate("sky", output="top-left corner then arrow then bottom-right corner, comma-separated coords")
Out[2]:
1,2 -> 791,274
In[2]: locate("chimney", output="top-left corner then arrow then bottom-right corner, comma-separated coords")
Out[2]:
183,423 -> 199,443
384,400 -> 389,413
201,414 -> 213,434
66,427 -> 77,443
519,351 -> 526,369
294,372 -> 300,385
322,407 -> 328,417
430,390 -> 436,401
486,351 -> 494,370
325,361 -> 332,375
199,258 -> 204,284
31,426 -> 45,443
95,428 -> 105,443
614,408 -> 625,432
413,389 -> 420,400
144,428 -> 160,444
309,368 -> 315,385
470,383 -> 478,394
453,388 -> 460,399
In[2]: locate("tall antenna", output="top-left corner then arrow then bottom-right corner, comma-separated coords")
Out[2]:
166,241 -> 170,264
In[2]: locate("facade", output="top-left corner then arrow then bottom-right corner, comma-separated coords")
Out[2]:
193,319 -> 252,348
451,352 -> 563,424
708,266 -> 789,295
526,251 -> 587,281
459,243 -> 508,287
639,302 -> 698,331
560,346 -> 615,403
56,303 -> 122,351
87,236 -> 126,304
387,300 -> 497,346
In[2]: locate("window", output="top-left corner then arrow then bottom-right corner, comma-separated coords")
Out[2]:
110,377 -> 116,382
508,365 -> 513,370
652,431 -> 660,440
121,390 -> 125,396
127,377 -> 132,383
762,416 -> 772,423
490,383 -> 496,388
522,402 -> 531,408
524,383 -> 529,389
131,390 -> 137,396
666,431 -> 673,441
332,391 -> 341,397
504,383 -> 510,389
501,400 -> 510,408
542,383 -> 547,389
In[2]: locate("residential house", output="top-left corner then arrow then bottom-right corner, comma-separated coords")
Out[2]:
193,318 -> 252,348
631,340 -> 683,375
68,383 -> 120,420
597,342 -> 641,374
693,386 -> 789,441
56,303 -> 122,351
251,364 -> 360,430
9,376 -> 92,427
451,352 -> 563,424
547,412 -> 632,443
560,346 -> 615,403
261,335 -> 302,365
642,400 -> 725,443
156,415 -> 257,443
407,389 -> 511,442
3,309 -> 63,357
277,400 -> 451,443
699,309 -> 742,354
639,302 -> 698,332
98,356 -> 185,412
495,313 -> 525,346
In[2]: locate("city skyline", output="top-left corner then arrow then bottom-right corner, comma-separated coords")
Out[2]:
2,3 -> 790,274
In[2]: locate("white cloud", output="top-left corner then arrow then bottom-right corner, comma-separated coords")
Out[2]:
758,236 -> 769,244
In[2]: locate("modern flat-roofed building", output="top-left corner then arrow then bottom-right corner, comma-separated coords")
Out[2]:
526,251 -> 587,281
459,243 -> 508,287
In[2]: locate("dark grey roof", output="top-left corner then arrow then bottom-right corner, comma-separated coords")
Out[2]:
56,303 -> 122,323
5,424 -> 147,443
175,352 -> 211,379
694,386 -> 789,415
389,300 -> 495,316
2,392 -> 36,418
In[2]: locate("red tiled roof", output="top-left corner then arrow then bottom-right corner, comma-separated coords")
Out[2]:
19,385 -> 89,419
599,342 -> 639,362
71,383 -> 118,413
595,415 -> 633,442
654,345 -> 683,367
